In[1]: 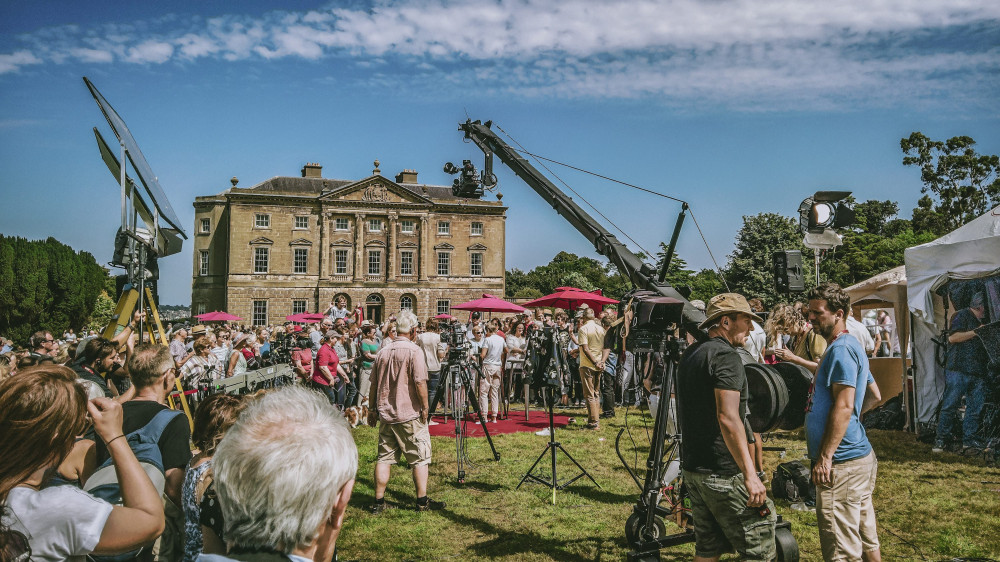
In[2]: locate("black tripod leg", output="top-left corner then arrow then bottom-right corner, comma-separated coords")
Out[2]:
429,369 -> 450,415
517,441 -> 554,489
554,443 -> 602,489
462,364 -> 501,461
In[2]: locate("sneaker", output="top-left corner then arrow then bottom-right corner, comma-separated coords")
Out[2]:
415,497 -> 446,512
962,447 -> 983,458
585,423 -> 600,430
931,446 -> 945,454
535,427 -> 551,436
368,500 -> 392,514
600,411 -> 615,419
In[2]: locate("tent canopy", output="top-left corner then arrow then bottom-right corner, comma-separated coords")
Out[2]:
906,206 -> 1000,327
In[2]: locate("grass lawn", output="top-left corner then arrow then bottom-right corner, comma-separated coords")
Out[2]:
336,405 -> 1000,561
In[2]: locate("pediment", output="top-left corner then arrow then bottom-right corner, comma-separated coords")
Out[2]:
397,241 -> 419,248
434,243 -> 454,250
467,243 -> 488,251
320,176 -> 433,206
249,237 -> 274,245
330,238 -> 352,246
364,240 -> 386,247
289,238 -> 313,246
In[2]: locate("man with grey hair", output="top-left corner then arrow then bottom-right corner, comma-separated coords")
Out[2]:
199,386 -> 357,562
367,309 -> 444,513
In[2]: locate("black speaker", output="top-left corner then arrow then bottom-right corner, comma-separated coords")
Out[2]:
773,250 -> 805,293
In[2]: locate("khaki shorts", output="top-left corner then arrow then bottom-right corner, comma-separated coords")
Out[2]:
684,470 -> 777,561
815,451 -> 879,561
377,418 -> 432,466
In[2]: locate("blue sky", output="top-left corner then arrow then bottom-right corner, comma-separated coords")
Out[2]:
1,0 -> 998,305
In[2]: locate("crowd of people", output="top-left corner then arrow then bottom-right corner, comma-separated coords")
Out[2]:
2,278 -> 991,561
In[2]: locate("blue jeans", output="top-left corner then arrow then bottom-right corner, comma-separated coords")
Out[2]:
316,381 -> 337,406
936,370 -> 987,448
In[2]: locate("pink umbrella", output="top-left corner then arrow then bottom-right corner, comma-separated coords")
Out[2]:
285,312 -> 327,323
521,288 -> 618,311
452,293 -> 526,314
196,311 -> 243,322
434,313 -> 455,320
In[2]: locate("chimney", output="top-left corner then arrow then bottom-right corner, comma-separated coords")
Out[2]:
395,169 -> 418,183
301,162 -> 323,178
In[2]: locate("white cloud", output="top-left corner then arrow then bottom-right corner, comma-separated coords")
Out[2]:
126,40 -> 174,63
0,0 -> 997,111
0,50 -> 41,73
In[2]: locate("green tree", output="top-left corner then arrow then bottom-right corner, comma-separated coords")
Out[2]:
901,132 -> 1000,233
87,291 -> 117,332
688,268 -> 727,302
726,213 -> 814,307
0,235 -> 111,345
852,199 -> 900,236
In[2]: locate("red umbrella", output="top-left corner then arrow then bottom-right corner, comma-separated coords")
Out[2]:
196,311 -> 243,322
452,294 -> 526,314
521,288 -> 618,311
285,312 -> 327,323
434,313 -> 455,320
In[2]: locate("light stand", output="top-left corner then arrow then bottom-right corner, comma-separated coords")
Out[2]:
516,385 -> 601,503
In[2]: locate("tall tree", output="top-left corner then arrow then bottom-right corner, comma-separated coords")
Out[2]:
901,132 -> 1000,233
726,213 -> 814,307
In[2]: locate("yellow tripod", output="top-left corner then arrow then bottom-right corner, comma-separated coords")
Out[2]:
103,285 -> 194,430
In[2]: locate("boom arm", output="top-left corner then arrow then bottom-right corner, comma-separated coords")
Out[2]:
459,119 -> 707,338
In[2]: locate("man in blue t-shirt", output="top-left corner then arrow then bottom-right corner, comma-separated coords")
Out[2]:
934,291 -> 989,454
804,283 -> 883,562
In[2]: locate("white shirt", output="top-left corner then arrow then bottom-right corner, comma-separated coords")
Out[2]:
3,485 -> 114,562
846,316 -> 876,354
481,333 -> 506,366
417,332 -> 443,372
743,321 -> 766,361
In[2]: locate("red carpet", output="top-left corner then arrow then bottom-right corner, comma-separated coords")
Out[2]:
427,409 -> 572,437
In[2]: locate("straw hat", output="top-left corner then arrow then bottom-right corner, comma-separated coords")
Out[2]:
698,293 -> 764,330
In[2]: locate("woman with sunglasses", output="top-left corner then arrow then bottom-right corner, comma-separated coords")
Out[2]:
0,365 -> 164,561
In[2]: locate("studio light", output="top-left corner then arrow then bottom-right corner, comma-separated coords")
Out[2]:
798,190 -> 854,234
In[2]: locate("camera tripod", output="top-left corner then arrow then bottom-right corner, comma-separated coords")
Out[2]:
431,356 -> 501,483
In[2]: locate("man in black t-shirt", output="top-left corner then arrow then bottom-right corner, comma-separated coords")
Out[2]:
934,292 -> 989,454
677,293 -> 776,561
94,343 -> 191,560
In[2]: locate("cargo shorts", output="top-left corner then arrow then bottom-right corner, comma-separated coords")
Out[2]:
683,470 -> 777,561
377,418 -> 432,466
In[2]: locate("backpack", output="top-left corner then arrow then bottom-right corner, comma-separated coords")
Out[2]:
771,461 -> 815,505
83,408 -> 183,561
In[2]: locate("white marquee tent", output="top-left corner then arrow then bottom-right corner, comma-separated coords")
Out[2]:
904,205 -> 1000,425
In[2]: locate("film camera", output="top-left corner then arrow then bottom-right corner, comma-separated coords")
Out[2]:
439,321 -> 470,360
269,332 -> 313,366
622,291 -> 685,353
443,160 -> 487,198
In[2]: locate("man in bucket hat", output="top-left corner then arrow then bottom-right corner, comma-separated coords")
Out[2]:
676,293 -> 776,561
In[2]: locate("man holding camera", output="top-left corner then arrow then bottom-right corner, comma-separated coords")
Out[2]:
677,293 -> 776,561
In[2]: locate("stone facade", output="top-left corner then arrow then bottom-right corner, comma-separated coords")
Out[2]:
192,163 -> 506,325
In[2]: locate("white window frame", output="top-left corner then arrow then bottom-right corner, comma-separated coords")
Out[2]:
368,250 -> 382,275
294,216 -> 309,229
368,219 -> 383,233
293,248 -> 308,274
437,252 -> 450,276
471,221 -> 483,236
436,299 -> 450,315
400,295 -> 413,311
253,247 -> 269,274
252,300 -> 268,326
196,303 -> 207,316
200,218 -> 211,233
199,251 -> 209,276
334,249 -> 349,275
400,251 -> 414,276
254,213 -> 270,229
470,252 -> 483,277
437,221 -> 450,235
292,300 -> 307,314
335,217 -> 349,231
400,220 -> 415,233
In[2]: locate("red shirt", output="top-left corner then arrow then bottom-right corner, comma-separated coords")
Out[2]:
292,348 -> 313,378
313,343 -> 338,386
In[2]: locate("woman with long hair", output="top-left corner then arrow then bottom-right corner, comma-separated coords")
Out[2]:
0,365 -> 163,561
769,303 -> 826,374
182,393 -> 246,561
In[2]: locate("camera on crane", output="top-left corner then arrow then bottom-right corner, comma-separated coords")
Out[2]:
443,159 -> 485,198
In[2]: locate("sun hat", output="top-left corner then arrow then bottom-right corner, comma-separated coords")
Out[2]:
698,293 -> 764,331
